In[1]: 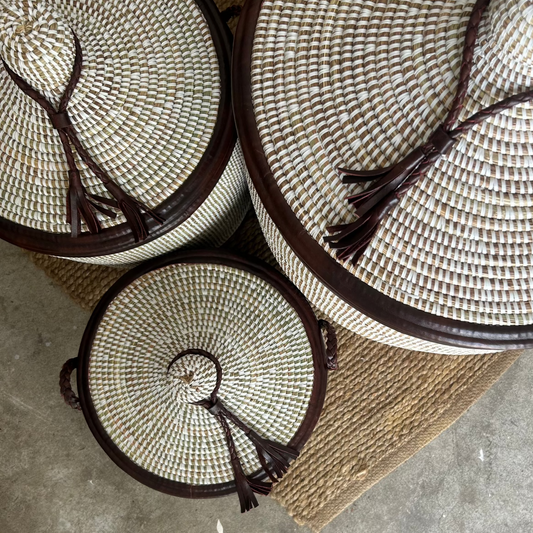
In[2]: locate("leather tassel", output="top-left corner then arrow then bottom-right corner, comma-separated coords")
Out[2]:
206,398 -> 298,511
87,199 -> 117,219
325,194 -> 400,264
338,162 -> 396,183
231,456 -> 261,513
66,114 -> 165,240
217,400 -> 300,479
86,192 -> 119,209
118,197 -> 149,242
216,413 -> 266,513
66,170 -> 101,238
218,402 -> 299,482
256,447 -> 280,483
331,128 -> 456,263
246,476 -> 272,496
102,180 -> 165,243
342,146 -> 426,216
249,431 -> 299,480
346,183 -> 383,209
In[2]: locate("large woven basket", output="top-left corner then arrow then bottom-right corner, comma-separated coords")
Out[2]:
0,0 -> 249,265
233,0 -> 533,355
59,249 -> 336,511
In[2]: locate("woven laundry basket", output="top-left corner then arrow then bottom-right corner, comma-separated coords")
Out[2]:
233,0 -> 533,355
59,249 -> 337,512
0,0 -> 250,266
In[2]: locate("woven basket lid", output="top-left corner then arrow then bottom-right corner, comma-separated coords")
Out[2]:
72,250 -> 332,509
0,0 -> 236,258
233,0 -> 533,349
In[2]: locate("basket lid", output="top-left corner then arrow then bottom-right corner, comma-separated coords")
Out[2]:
0,0 -> 235,257
233,0 -> 533,349
73,250 -> 333,511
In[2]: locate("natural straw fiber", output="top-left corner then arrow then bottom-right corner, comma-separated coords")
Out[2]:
27,211 -> 521,530
271,331 -> 519,532
250,0 -> 533,325
28,211 -> 274,311
236,0 -> 533,354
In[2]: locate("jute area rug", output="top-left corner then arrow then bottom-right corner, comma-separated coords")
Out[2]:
28,211 -> 521,532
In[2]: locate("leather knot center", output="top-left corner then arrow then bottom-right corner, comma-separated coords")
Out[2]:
427,126 -> 456,156
50,111 -> 72,130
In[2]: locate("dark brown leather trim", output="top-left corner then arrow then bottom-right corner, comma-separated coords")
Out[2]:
76,249 -> 329,499
0,0 -> 236,258
232,0 -> 533,350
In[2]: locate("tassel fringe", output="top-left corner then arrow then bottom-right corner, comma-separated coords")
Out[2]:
211,400 -> 299,513
325,194 -> 399,264
102,181 -> 165,243
66,171 -> 101,238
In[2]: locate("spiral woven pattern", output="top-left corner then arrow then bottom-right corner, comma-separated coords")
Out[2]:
250,0 -> 533,327
87,262 -> 315,485
0,0 -> 220,233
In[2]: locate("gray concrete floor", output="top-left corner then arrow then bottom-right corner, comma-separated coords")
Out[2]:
0,238 -> 532,533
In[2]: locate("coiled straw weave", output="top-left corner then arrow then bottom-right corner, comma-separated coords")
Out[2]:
87,259 -> 315,485
243,0 -> 533,352
0,0 -> 250,264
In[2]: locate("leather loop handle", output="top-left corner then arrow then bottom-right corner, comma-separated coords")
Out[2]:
168,347 -> 297,512
318,320 -> 338,371
59,358 -> 82,411
167,348 -> 222,404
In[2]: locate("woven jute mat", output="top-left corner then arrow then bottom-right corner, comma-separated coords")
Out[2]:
27,211 -> 521,532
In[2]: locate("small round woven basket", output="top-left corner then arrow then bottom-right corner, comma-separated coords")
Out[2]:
59,250 -> 336,511
0,0 -> 249,265
233,0 -> 533,355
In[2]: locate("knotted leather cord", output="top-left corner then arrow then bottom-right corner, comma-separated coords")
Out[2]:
168,348 -> 299,513
327,0 -> 533,264
1,31 -> 164,241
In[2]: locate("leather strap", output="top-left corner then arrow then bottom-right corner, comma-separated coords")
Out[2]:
220,5 -> 242,22
318,319 -> 338,370
442,0 -> 491,131
59,357 -> 82,411
1,31 -> 164,241
168,348 -> 300,512
329,0 -> 533,264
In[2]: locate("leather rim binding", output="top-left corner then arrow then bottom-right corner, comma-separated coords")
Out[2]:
76,249 -> 329,499
0,0 -> 236,259
231,0 -> 533,350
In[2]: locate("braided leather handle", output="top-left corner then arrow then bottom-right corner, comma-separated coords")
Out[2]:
59,358 -> 82,410
442,0 -> 490,130
318,320 -> 338,370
